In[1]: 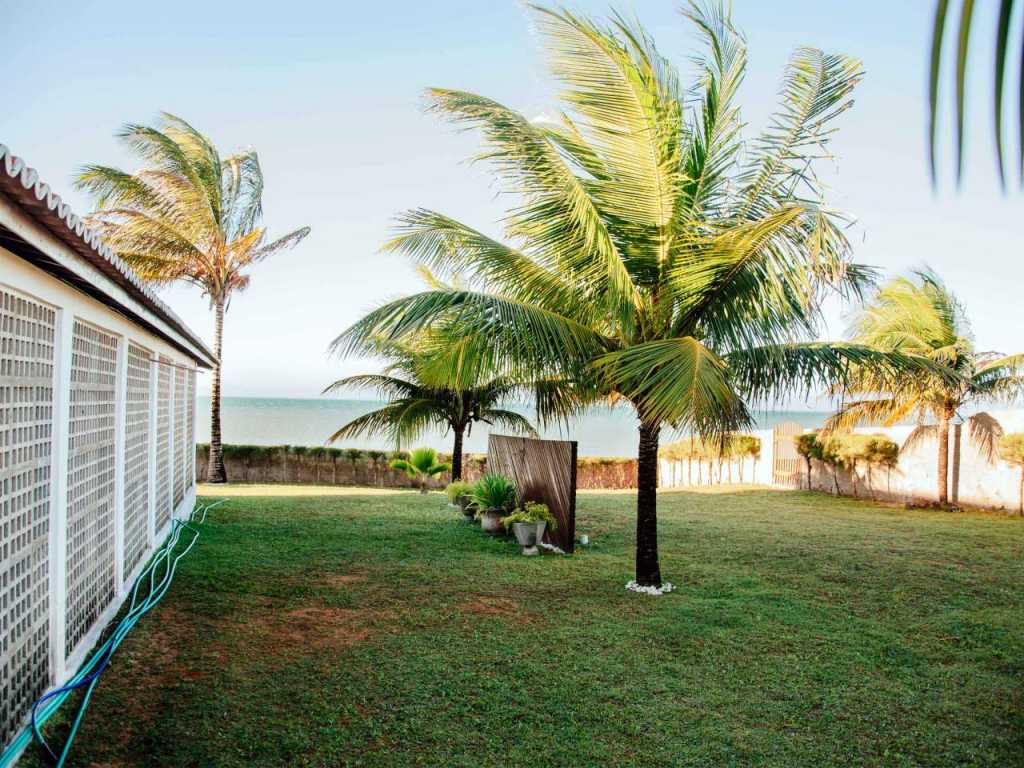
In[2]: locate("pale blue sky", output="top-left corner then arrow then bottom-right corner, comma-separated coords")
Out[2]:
3,1 -> 1019,400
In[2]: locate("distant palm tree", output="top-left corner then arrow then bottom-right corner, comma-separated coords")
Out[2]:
828,269 -> 1024,504
390,447 -> 450,493
324,335 -> 534,479
336,4 -> 931,586
75,113 -> 310,483
928,0 -> 1022,187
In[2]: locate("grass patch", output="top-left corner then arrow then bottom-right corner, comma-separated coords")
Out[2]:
21,488 -> 1024,767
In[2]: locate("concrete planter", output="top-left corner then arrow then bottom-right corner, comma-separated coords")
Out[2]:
479,510 -> 504,534
512,521 -> 547,547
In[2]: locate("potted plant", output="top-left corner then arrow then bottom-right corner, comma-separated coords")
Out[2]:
445,480 -> 476,520
470,473 -> 517,534
501,501 -> 558,555
389,447 -> 451,493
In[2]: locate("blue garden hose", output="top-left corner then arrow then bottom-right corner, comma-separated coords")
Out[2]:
0,499 -> 226,768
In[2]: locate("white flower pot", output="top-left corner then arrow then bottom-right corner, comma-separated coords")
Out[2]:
512,521 -> 547,549
479,510 -> 503,534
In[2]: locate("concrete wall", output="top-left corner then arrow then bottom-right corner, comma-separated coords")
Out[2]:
796,411 -> 1024,511
195,445 -> 641,490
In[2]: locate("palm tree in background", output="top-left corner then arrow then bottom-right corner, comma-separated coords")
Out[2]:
335,3 -> 934,586
827,269 -> 1024,504
75,113 -> 310,483
325,334 -> 534,479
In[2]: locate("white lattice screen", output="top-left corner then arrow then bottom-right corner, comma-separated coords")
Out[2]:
172,367 -> 185,508
65,320 -> 118,657
122,343 -> 151,577
155,356 -> 172,532
0,288 -> 55,747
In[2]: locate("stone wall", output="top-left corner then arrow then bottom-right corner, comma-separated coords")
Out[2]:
196,445 -> 639,490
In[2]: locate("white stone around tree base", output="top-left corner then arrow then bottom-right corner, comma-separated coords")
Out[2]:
521,545 -> 539,556
625,580 -> 676,596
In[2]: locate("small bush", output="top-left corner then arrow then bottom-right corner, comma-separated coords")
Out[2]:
446,480 -> 474,506
501,501 -> 558,530
471,473 -> 517,514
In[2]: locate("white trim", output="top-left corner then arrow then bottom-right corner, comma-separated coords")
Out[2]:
0,194 -> 213,366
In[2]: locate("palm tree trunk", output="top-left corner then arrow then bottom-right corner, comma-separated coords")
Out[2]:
937,416 -> 950,505
635,421 -> 662,587
452,424 -> 466,480
206,298 -> 228,483
951,422 -> 962,506
1018,468 -> 1023,515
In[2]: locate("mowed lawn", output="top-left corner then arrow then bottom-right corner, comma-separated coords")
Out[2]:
25,487 -> 1023,767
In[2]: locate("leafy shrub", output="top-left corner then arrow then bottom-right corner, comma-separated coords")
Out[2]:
501,501 -> 558,530
446,480 -> 475,507
471,473 -> 517,514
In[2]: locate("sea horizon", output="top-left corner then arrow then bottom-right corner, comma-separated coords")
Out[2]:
197,396 -> 836,458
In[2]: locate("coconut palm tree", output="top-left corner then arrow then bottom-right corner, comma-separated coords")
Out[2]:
74,113 -> 309,483
335,4 -> 937,586
929,0 -> 1022,187
324,335 -> 534,479
827,269 -> 1024,504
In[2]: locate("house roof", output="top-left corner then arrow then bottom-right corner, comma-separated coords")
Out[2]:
0,144 -> 217,368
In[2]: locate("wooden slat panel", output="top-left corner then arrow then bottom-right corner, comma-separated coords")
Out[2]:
487,434 -> 577,552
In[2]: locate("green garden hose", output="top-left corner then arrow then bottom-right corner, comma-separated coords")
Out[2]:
0,499 -> 226,768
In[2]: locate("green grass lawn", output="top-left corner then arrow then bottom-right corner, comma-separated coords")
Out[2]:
24,487 -> 1023,767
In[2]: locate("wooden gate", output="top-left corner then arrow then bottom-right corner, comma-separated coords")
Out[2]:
772,421 -> 804,487
487,434 -> 577,552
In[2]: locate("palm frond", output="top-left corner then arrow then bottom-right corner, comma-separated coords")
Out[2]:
593,337 -> 749,433
425,88 -> 639,321
737,47 -> 862,218
968,411 -> 1004,463
929,0 -> 1022,187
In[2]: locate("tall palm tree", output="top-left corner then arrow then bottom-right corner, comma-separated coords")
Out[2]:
325,335 -> 534,479
827,269 -> 1024,504
335,4 -> 932,586
74,113 -> 310,483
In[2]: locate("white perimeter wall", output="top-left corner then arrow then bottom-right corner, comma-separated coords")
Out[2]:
0,243 -> 199,753
658,415 -> 1024,512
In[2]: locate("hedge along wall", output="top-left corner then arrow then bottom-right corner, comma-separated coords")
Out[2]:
195,444 -> 639,490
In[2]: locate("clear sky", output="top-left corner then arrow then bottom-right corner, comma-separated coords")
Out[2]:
4,1 -> 1019,401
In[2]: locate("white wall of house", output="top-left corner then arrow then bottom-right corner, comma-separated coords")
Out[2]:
1,244 -> 201,752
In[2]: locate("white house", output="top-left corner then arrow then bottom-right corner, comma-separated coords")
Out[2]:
0,146 -> 215,751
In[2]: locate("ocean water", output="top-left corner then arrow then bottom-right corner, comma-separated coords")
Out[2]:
197,397 -> 832,458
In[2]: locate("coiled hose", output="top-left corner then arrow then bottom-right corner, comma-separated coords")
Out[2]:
0,499 -> 226,768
